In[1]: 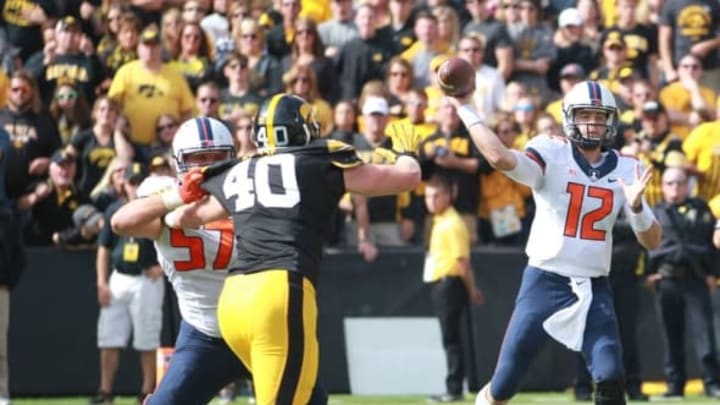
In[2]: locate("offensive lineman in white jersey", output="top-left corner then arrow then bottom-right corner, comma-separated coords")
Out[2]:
111,117 -> 327,405
445,81 -> 662,405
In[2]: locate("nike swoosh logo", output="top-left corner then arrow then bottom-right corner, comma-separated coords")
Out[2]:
608,178 -> 617,183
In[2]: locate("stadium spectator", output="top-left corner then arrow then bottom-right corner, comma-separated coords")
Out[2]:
618,78 -> 657,135
168,21 -> 213,91
217,52 -> 263,121
282,17 -> 340,104
90,158 -> 128,213
424,173 -> 484,403
589,33 -> 635,98
477,116 -> 530,246
49,80 -> 92,145
396,88 -> 437,140
149,114 -> 180,159
91,162 -> 163,405
387,0 -> 416,55
317,0 -> 359,58
646,166 -> 720,399
99,12 -> 141,79
283,64 -> 333,136
328,100 -> 363,145
659,53 -> 716,140
419,97 -> 488,244
659,0 -> 720,93
195,80 -> 222,119
0,71 -> 61,200
65,96 -> 134,198
96,4 -> 130,56
432,5 -> 460,54
534,112 -> 562,138
576,0 -> 603,51
0,126 -> 25,405
233,18 -> 284,97
545,63 -> 586,124
264,0 -> 301,59
401,11 -> 444,89
1,0 -> 57,62
457,34 -> 505,124
549,8 -> 597,95
336,4 -> 394,101
199,0 -> 230,44
682,120 -> 720,205
40,16 -> 103,105
160,8 -> 184,60
508,0 -> 555,103
108,24 -> 195,147
232,112 -> 256,157
385,57 -> 415,118
181,0 -> 207,23
512,96 -> 539,148
461,0 -> 514,80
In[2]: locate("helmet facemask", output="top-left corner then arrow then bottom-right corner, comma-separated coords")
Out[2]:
563,106 -> 618,150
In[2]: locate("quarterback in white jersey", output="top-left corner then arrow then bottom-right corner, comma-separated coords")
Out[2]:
111,117 -> 328,405
447,81 -> 662,405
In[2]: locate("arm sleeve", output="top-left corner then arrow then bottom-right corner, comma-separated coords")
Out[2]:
502,149 -> 545,189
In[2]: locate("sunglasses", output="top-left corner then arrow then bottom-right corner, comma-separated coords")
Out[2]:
199,97 -> 218,104
56,91 -> 78,101
157,122 -> 178,132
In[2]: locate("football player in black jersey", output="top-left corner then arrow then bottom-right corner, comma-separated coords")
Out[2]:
142,94 -> 421,405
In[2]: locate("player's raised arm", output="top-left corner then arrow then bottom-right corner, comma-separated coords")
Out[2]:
111,176 -> 176,239
621,163 -> 662,250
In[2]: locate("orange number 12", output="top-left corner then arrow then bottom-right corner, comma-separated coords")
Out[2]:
563,183 -> 613,241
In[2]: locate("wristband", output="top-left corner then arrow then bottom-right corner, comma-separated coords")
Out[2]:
628,202 -> 654,232
456,104 -> 484,128
160,188 -> 183,211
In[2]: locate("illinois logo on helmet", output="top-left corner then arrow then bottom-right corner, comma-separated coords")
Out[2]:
562,81 -> 618,150
253,94 -> 320,152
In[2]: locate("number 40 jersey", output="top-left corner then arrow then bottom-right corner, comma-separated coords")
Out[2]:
506,136 -> 644,278
202,139 -> 363,286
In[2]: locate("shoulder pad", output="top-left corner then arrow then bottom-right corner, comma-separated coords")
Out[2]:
137,175 -> 176,198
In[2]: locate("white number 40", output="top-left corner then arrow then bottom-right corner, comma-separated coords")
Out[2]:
222,154 -> 300,211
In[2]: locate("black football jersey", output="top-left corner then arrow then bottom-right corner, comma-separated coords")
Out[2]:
202,139 -> 363,285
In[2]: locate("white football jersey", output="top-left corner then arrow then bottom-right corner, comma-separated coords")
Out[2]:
155,218 -> 235,338
505,135 -> 642,277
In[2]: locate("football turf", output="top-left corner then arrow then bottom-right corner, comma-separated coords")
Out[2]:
9,393 -> 720,404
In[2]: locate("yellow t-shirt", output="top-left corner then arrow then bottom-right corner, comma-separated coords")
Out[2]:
300,0 -> 331,23
426,206 -> 470,282
0,69 -> 7,109
545,99 -> 563,124
659,82 -> 717,140
108,61 -> 196,145
683,121 -> 720,201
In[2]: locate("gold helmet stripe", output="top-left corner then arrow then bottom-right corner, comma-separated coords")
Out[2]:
265,94 -> 284,152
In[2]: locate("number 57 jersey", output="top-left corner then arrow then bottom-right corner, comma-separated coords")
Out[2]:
509,136 -> 642,278
202,139 -> 363,286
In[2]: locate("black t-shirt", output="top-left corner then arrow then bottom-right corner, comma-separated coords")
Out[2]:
601,25 -> 658,79
0,0 -> 57,61
25,182 -> 89,245
202,139 -> 362,285
219,89 -> 264,120
70,129 -> 116,197
336,34 -> 395,101
98,199 -> 158,275
419,128 -> 489,214
0,107 -> 61,198
41,52 -> 103,104
462,18 -> 513,68
660,0 -> 720,69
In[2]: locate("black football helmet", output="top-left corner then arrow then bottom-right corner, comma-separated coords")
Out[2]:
253,94 -> 320,151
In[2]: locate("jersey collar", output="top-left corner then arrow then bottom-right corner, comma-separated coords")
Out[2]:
571,145 -> 618,181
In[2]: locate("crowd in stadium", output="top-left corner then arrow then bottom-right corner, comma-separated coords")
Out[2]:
1,0 -> 720,402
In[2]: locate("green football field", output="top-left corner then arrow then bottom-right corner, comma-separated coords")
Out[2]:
9,393 -> 720,404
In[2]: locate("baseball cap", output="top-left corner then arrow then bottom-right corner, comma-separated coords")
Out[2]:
642,100 -> 665,117
560,63 -> 586,79
603,32 -> 625,49
56,16 -> 80,32
51,149 -> 74,165
72,204 -> 104,230
362,96 -> 389,116
124,162 -> 147,184
140,24 -> 161,45
558,8 -> 583,27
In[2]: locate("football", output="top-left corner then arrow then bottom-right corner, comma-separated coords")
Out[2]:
436,57 -> 476,97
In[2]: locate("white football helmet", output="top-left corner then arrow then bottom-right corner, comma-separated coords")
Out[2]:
172,117 -> 235,174
562,81 -> 618,149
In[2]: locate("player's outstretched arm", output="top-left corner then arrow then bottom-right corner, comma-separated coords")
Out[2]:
111,195 -> 167,240
165,195 -> 228,229
344,155 -> 421,196
445,95 -> 518,171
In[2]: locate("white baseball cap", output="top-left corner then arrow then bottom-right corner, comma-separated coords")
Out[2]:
558,8 -> 583,27
362,96 -> 389,116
